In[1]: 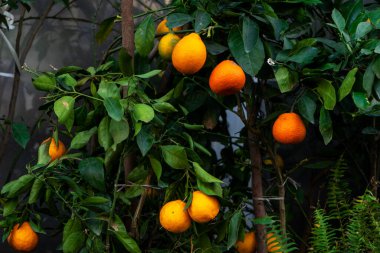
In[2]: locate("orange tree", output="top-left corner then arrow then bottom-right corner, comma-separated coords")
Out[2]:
1,0 -> 380,252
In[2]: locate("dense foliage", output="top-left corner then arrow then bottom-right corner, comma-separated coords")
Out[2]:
1,0 -> 380,252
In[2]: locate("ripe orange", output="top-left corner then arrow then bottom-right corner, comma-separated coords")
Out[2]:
159,200 -> 191,233
158,33 -> 180,60
235,232 -> 257,253
156,19 -> 182,37
209,60 -> 246,95
42,137 -> 66,161
7,222 -> 39,252
188,190 -> 220,223
272,113 -> 306,144
172,33 -> 207,75
267,233 -> 282,252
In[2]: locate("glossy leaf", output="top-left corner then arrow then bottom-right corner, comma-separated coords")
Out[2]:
28,177 -> 44,204
79,158 -> 105,192
57,73 -> 77,87
149,155 -> 162,181
242,16 -> 259,53
96,16 -> 116,44
338,67 -> 358,101
54,96 -> 75,131
161,145 -> 189,169
297,95 -> 316,124
133,104 -> 154,123
363,65 -> 375,96
274,67 -> 298,93
316,79 -> 336,110
104,97 -> 123,121
63,232 -> 85,253
319,107 -> 333,145
70,126 -> 97,150
1,174 -> 34,198
97,81 -> 120,99
355,22 -> 372,40
166,13 -> 193,28
32,74 -> 56,91
98,116 -> 112,151
227,210 -> 242,249
152,102 -> 178,113
197,180 -> 223,197
352,92 -> 370,110
109,118 -> 129,150
332,9 -> 346,32
193,162 -> 223,184
136,127 -> 154,156
194,10 -> 211,33
12,122 -> 30,148
112,215 -> 141,253
135,69 -> 161,79
228,27 -> 264,77
134,15 -> 155,57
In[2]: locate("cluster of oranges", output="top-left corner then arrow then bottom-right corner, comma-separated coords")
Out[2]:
235,231 -> 282,253
159,190 -> 220,233
156,19 -> 307,145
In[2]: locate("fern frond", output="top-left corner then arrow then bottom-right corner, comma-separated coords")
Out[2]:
327,155 -> 351,221
265,217 -> 298,253
310,208 -> 338,253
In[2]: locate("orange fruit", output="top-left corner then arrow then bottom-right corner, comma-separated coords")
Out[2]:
235,232 -> 257,253
158,33 -> 180,60
267,233 -> 282,252
159,200 -> 191,233
272,113 -> 306,144
7,222 -> 39,252
172,33 -> 207,75
156,19 -> 182,37
209,60 -> 246,95
188,190 -> 219,223
42,137 -> 66,161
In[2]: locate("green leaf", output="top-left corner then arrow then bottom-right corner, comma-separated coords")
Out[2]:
363,65 -> 375,96
161,145 -> 189,169
104,97 -> 123,121
338,67 -> 358,101
228,27 -> 264,77
63,231 -> 85,253
135,69 -> 161,79
297,95 -> 316,124
332,9 -> 346,32
57,73 -> 77,87
166,13 -> 193,28
227,210 -> 242,249
132,104 -> 154,123
28,177 -> 44,204
242,16 -> 259,53
355,22 -> 372,40
54,96 -> 75,131
98,116 -> 112,151
316,79 -> 336,110
134,15 -> 155,57
152,102 -> 178,113
79,158 -> 105,192
193,162 -> 223,184
319,107 -> 333,145
274,67 -> 298,93
194,10 -> 211,33
1,174 -> 34,198
372,57 -> 380,79
136,127 -> 154,156
204,40 -> 228,55
63,218 -> 82,242
81,196 -> 111,206
32,74 -> 56,91
97,80 -> 120,99
70,127 -> 97,149
3,200 -> 17,217
96,16 -> 116,44
197,180 -> 223,197
352,92 -> 370,110
109,118 -> 129,150
37,140 -> 50,165
111,215 -> 141,253
148,155 -> 162,182
12,122 -> 30,148
289,47 -> 319,65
